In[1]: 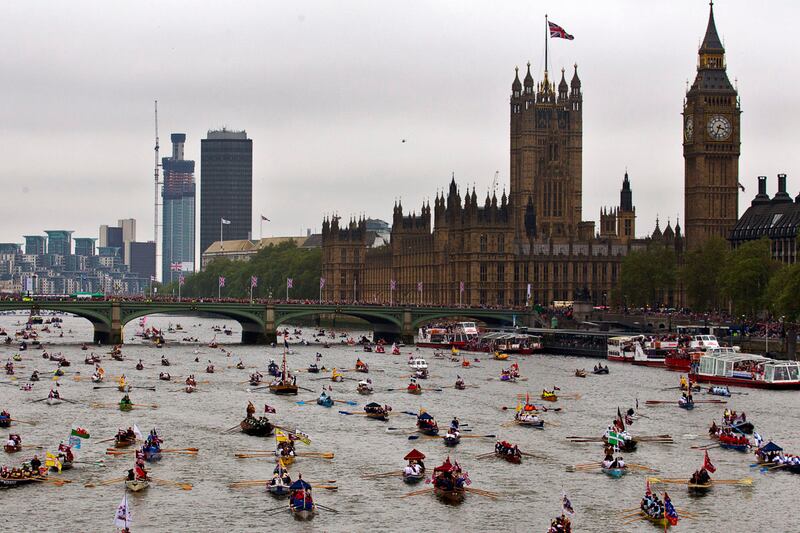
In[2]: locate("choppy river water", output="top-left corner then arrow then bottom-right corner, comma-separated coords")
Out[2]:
0,313 -> 798,532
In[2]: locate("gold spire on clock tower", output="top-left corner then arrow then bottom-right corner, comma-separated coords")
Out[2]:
683,0 -> 741,250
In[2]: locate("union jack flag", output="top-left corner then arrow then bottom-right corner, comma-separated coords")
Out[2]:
286,278 -> 293,289
218,276 -> 225,288
250,275 -> 258,288
459,281 -> 465,293
390,279 -> 397,290
178,274 -> 185,286
170,262 -> 182,272
320,277 -> 326,289
548,20 -> 574,40
417,282 -> 423,293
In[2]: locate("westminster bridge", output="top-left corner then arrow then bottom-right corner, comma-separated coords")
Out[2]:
0,300 -> 542,345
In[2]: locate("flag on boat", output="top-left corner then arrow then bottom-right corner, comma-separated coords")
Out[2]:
221,218 -> 231,225
390,279 -> 397,290
417,282 -> 423,293
68,426 -> 90,451
219,276 -> 225,288
132,424 -> 143,441
459,281 -> 465,293
170,262 -> 182,272
251,276 -> 258,288
179,274 -> 185,286
664,492 -> 679,525
645,477 -> 652,496
288,431 -> 311,445
562,492 -> 575,515
45,452 -> 62,473
320,277 -> 326,289
605,430 -> 624,447
526,283 -> 531,299
114,493 -> 131,529
754,432 -> 763,447
264,404 -> 276,414
287,278 -> 293,289
261,215 -> 270,221
548,20 -> 574,40
703,450 -> 716,473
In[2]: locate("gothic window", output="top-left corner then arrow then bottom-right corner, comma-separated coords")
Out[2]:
341,249 -> 347,263
497,263 -> 505,282
480,263 -> 487,282
514,263 -> 519,281
354,249 -> 360,262
497,290 -> 505,306
498,234 -> 504,252
480,235 -> 487,253
479,289 -> 486,305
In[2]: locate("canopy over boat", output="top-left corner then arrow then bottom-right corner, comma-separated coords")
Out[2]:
404,449 -> 426,461
289,478 -> 312,490
760,441 -> 783,453
418,412 -> 434,421
434,457 -> 454,473
365,402 -> 382,409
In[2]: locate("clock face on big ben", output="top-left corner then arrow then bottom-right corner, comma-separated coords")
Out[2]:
707,114 -> 732,141
684,115 -> 693,142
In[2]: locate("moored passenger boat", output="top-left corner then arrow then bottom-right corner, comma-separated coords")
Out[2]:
694,350 -> 800,389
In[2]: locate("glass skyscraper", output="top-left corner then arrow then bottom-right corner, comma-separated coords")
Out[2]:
162,133 -> 196,283
200,129 -> 252,256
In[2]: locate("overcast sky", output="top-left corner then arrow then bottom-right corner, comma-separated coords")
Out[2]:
2,0 -> 798,254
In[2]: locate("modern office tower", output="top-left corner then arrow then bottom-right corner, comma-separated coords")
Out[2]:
99,225 -> 124,259
24,235 -> 46,255
45,230 -> 74,256
74,238 -> 97,257
200,129 -> 252,255
125,241 -> 156,280
117,219 -> 136,244
162,133 -> 196,282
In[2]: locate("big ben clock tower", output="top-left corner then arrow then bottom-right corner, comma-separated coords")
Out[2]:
683,1 -> 741,250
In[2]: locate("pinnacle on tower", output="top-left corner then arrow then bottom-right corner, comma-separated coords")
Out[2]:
700,1 -> 724,53
524,62 -> 534,93
512,66 -> 521,94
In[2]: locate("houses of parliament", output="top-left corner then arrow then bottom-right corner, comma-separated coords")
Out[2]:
321,4 -> 740,307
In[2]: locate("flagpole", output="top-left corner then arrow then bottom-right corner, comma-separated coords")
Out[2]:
218,279 -> 221,300
545,14 -> 549,74
250,282 -> 253,304
178,277 -> 181,302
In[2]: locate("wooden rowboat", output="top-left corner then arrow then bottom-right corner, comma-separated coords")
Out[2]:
3,443 -> 22,453
496,451 -> 522,464
688,481 -> 713,494
434,486 -> 465,504
125,479 -> 149,492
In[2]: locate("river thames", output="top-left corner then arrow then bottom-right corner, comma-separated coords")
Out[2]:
1,313 -> 798,532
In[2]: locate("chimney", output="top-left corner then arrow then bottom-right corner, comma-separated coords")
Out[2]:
778,173 -> 787,194
772,173 -> 792,204
758,176 -> 767,196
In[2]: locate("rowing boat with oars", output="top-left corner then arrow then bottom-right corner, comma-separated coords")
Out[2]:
601,466 -> 627,478
125,479 -> 149,492
269,351 -> 298,395
289,478 -> 316,520
431,457 -> 467,504
0,469 -> 49,487
364,402 -> 390,421
240,416 -> 274,437
541,390 -> 558,402
403,449 -> 426,483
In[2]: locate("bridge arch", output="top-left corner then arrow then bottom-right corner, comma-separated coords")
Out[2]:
410,311 -> 517,331
119,303 -> 267,344
0,302 -> 113,344
274,307 -> 404,343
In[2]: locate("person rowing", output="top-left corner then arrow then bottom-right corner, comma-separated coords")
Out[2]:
690,467 -> 711,485
185,375 -> 197,387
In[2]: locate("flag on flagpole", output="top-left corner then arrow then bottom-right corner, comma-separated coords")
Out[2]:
320,277 -> 326,289
45,452 -> 62,473
459,281 -> 465,293
251,276 -> 258,288
114,493 -> 131,529
390,279 -> 397,290
548,20 -> 574,40
179,274 -> 185,286
703,450 -> 716,473
417,281 -> 423,293
261,215 -> 270,221
664,492 -> 679,525
287,278 -> 293,289
170,262 -> 182,272
221,218 -> 231,225
562,492 -> 575,515
218,276 -> 225,288
645,477 -> 652,496
264,404 -> 276,414
68,426 -> 90,451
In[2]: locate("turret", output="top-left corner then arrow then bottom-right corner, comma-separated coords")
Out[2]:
523,62 -> 534,95
570,63 -> 581,96
511,67 -> 522,98
620,171 -> 633,212
558,68 -> 569,101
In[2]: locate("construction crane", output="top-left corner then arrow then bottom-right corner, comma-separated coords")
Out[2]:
153,100 -> 161,280
491,171 -> 499,194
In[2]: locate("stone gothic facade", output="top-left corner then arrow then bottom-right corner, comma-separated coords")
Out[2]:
321,6 -> 734,308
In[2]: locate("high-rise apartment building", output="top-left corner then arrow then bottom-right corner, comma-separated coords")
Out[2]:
74,238 -> 96,257
45,230 -> 73,256
24,236 -> 46,255
200,129 -> 252,255
117,219 -> 136,244
162,133 -> 196,282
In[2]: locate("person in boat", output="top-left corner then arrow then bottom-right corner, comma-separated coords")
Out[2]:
136,359 -> 144,370
30,369 -> 39,381
601,453 -> 614,469
641,491 -> 664,518
48,388 -> 60,400
30,455 -> 41,470
120,394 -> 132,407
57,442 -> 74,463
246,401 -> 256,419
186,375 -> 197,387
450,417 -> 460,431
690,467 -> 711,485
548,514 -> 572,533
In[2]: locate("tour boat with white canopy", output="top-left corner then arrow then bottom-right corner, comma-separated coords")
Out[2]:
693,348 -> 800,389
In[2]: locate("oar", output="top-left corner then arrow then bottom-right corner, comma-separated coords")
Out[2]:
312,484 -> 338,491
131,386 -> 156,391
10,418 -> 37,425
223,424 -> 242,433
458,434 -> 496,439
84,476 -> 127,488
151,477 -> 193,490
401,488 -> 433,498
95,436 -> 118,444
338,410 -> 367,415
333,399 -> 358,406
315,503 -> 339,513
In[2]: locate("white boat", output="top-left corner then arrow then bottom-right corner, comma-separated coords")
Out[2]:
46,397 -> 62,406
125,479 -> 149,492
695,349 -> 800,390
408,357 -> 428,370
607,336 -> 636,362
